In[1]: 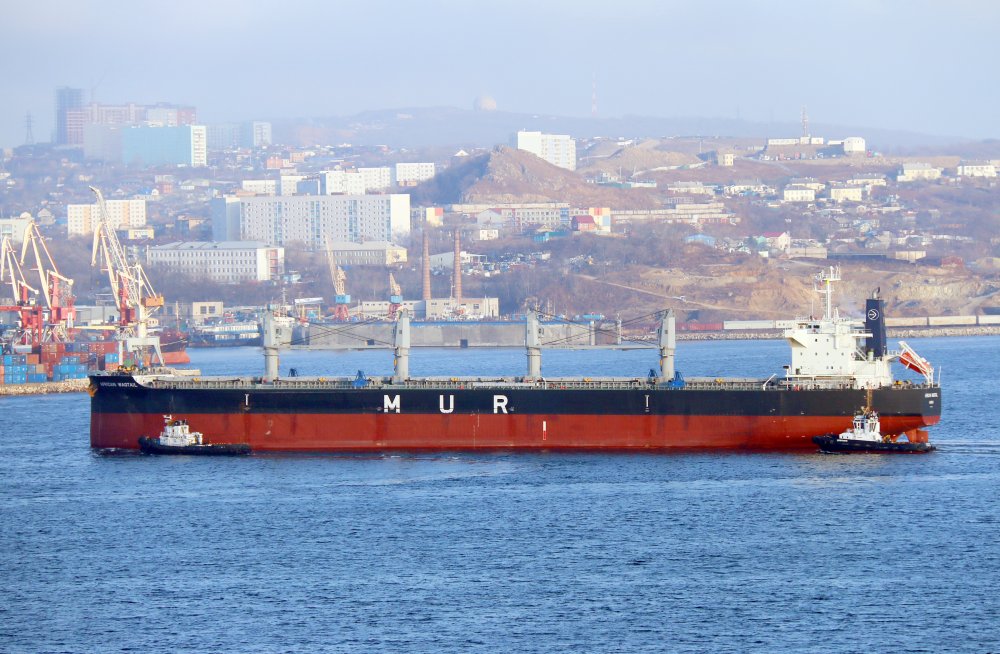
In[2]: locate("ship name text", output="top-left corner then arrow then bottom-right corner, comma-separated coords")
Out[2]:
382,393 -> 510,414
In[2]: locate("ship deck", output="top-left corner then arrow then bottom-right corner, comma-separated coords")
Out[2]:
129,373 -> 935,393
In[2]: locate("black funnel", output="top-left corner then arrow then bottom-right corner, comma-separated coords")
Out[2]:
865,297 -> 887,358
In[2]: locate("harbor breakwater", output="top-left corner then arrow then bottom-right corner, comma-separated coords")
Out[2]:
0,378 -> 89,396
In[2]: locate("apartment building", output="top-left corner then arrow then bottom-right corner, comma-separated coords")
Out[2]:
956,162 -> 997,178
897,162 -> 943,182
146,241 -> 284,283
67,199 -> 147,236
395,162 -> 436,186
211,194 -> 411,247
515,131 -> 577,171
325,241 -> 408,266
122,125 -> 207,167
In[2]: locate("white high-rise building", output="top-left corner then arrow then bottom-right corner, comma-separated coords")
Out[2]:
359,167 -> 394,191
0,215 -> 33,244
249,121 -> 272,147
67,199 -> 147,236
515,131 -> 577,171
242,179 -> 279,195
211,194 -> 411,247
279,174 -> 307,196
321,169 -> 393,194
395,162 -> 436,185
321,170 -> 367,195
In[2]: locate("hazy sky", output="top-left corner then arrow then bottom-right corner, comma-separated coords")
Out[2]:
2,0 -> 998,148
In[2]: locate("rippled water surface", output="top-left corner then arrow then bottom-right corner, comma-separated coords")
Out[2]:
2,337 -> 999,652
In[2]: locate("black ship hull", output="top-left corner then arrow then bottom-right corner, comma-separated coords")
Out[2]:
137,436 -> 251,456
92,375 -> 942,452
812,434 -> 936,454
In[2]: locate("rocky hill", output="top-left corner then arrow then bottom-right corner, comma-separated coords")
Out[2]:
410,146 -> 660,208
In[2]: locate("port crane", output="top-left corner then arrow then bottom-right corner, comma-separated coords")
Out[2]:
387,273 -> 403,320
21,222 -> 76,342
324,239 -> 351,321
89,186 -> 164,364
0,223 -> 76,348
0,235 -> 43,348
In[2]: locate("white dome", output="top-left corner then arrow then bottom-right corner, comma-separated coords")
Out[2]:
474,95 -> 497,112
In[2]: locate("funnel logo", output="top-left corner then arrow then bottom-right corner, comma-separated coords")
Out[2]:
867,308 -> 880,321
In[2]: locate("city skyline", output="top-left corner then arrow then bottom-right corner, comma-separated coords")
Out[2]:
1,0 -> 998,149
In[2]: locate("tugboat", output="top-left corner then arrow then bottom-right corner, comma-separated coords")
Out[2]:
138,415 -> 251,456
813,411 -> 935,454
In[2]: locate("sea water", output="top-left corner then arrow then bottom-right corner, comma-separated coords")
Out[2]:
1,337 -> 998,653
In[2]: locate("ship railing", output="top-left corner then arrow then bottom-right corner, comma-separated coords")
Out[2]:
141,375 -> 940,392
144,375 -> 773,392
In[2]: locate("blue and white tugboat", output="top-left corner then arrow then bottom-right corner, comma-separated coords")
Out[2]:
813,411 -> 935,454
138,415 -> 251,456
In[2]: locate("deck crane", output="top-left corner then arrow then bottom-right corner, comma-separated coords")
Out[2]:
324,239 -> 351,321
387,273 -> 403,320
89,186 -> 164,365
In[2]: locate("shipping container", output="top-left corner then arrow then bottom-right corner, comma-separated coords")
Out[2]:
677,322 -> 724,332
928,315 -> 977,326
886,317 -> 927,327
723,320 -> 776,330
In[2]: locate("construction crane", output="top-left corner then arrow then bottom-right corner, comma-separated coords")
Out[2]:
324,238 -> 350,321
89,186 -> 164,364
387,272 -> 403,320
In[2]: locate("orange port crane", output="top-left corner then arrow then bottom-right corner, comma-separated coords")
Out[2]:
0,235 -> 43,347
89,186 -> 164,362
0,223 -> 76,347
21,222 -> 75,341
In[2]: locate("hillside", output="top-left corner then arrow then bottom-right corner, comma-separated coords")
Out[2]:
410,146 -> 661,208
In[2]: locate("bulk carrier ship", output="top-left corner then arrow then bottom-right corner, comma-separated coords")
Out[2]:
89,270 -> 941,451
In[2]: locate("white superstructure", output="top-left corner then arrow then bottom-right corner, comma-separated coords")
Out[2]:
156,416 -> 204,447
783,267 -> 893,389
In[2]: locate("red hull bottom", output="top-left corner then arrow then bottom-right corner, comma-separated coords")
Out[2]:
160,350 -> 191,365
91,412 -> 940,452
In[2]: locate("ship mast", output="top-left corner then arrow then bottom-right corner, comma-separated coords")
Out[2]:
392,308 -> 410,383
816,266 -> 841,321
657,309 -> 676,383
262,305 -> 293,381
525,309 -> 541,380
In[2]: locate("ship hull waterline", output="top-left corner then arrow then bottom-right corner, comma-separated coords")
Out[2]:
89,377 -> 941,452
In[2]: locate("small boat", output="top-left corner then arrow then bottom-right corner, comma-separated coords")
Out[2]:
813,410 -> 935,454
138,415 -> 251,455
